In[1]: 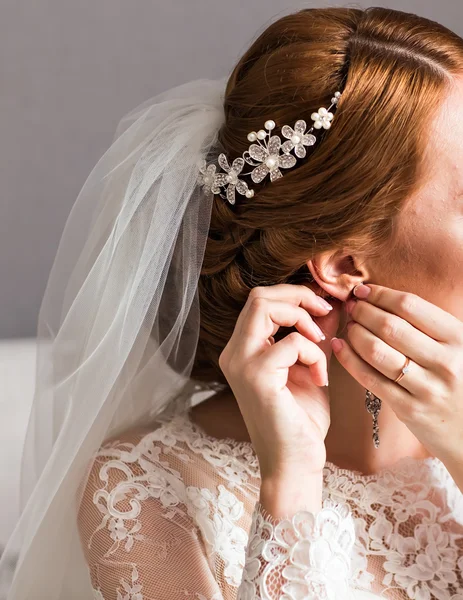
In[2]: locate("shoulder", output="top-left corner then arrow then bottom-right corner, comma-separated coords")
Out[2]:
78,416 -> 184,511
76,415 -> 227,599
77,410 -> 224,529
80,425 -> 155,499
77,415 -> 202,561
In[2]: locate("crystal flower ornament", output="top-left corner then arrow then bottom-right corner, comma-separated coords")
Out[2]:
197,161 -> 221,196
197,156 -> 250,205
245,122 -> 297,184
311,92 -> 342,129
215,155 -> 250,205
281,120 -> 316,159
197,90 -> 342,204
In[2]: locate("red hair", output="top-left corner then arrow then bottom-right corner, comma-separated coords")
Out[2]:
191,6 -> 463,387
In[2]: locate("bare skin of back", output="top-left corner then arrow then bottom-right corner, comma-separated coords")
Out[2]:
189,389 -> 252,443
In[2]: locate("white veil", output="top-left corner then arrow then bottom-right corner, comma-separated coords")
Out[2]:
0,76 -> 228,599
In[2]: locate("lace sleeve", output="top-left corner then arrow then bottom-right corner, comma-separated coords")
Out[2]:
237,497 -> 357,600
77,436 -> 224,600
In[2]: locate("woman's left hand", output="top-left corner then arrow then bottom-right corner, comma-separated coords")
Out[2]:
331,283 -> 463,468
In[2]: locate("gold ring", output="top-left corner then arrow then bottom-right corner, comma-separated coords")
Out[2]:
394,355 -> 411,383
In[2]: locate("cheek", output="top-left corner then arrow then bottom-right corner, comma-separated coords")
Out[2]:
428,222 -> 463,320
366,221 -> 462,314
415,220 -> 463,296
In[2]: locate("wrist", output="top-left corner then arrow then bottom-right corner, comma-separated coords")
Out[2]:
259,445 -> 327,482
260,470 -> 324,518
438,450 -> 463,494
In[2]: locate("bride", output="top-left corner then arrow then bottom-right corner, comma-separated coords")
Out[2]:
2,5 -> 463,599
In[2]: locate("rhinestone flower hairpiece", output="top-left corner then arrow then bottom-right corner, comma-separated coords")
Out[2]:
197,90 -> 342,205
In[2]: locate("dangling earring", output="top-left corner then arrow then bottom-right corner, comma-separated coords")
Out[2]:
352,282 -> 382,449
365,390 -> 382,448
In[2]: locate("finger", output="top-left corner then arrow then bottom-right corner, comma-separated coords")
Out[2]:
331,336 -> 414,418
354,284 -> 462,344
316,297 -> 343,351
235,284 -> 333,337
349,300 -> 442,371
346,321 -> 430,396
257,332 -> 328,388
236,298 -> 326,360
288,362 -> 317,387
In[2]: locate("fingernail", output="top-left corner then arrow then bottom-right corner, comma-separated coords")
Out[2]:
353,284 -> 371,298
331,337 -> 343,352
318,297 -> 333,311
313,321 -> 326,340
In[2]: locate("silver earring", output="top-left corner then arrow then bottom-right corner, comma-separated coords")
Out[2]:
352,281 -> 382,449
365,390 -> 382,448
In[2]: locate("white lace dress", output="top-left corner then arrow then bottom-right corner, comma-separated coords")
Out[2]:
77,396 -> 463,600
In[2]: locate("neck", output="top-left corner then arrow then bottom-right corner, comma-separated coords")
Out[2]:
324,316 -> 433,475
195,316 -> 434,477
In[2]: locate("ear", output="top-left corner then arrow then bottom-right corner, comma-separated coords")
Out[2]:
306,250 -> 370,302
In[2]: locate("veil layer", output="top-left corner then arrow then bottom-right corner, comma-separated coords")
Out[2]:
0,76 -> 227,599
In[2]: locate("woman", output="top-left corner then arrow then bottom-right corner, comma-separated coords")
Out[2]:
2,5 -> 463,599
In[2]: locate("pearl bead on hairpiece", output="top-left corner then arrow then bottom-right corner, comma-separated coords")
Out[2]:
197,90 -> 342,205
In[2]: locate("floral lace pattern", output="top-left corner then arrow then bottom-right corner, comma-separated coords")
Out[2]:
77,404 -> 463,600
237,497 -> 356,600
322,456 -> 463,599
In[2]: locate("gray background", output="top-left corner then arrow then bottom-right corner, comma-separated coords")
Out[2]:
2,0 -> 462,339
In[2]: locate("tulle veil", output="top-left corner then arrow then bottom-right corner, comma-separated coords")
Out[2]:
0,76 -> 228,599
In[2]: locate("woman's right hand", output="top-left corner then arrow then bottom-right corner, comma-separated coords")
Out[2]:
218,283 -> 343,480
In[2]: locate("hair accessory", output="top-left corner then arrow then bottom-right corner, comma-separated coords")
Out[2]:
197,91 -> 342,205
